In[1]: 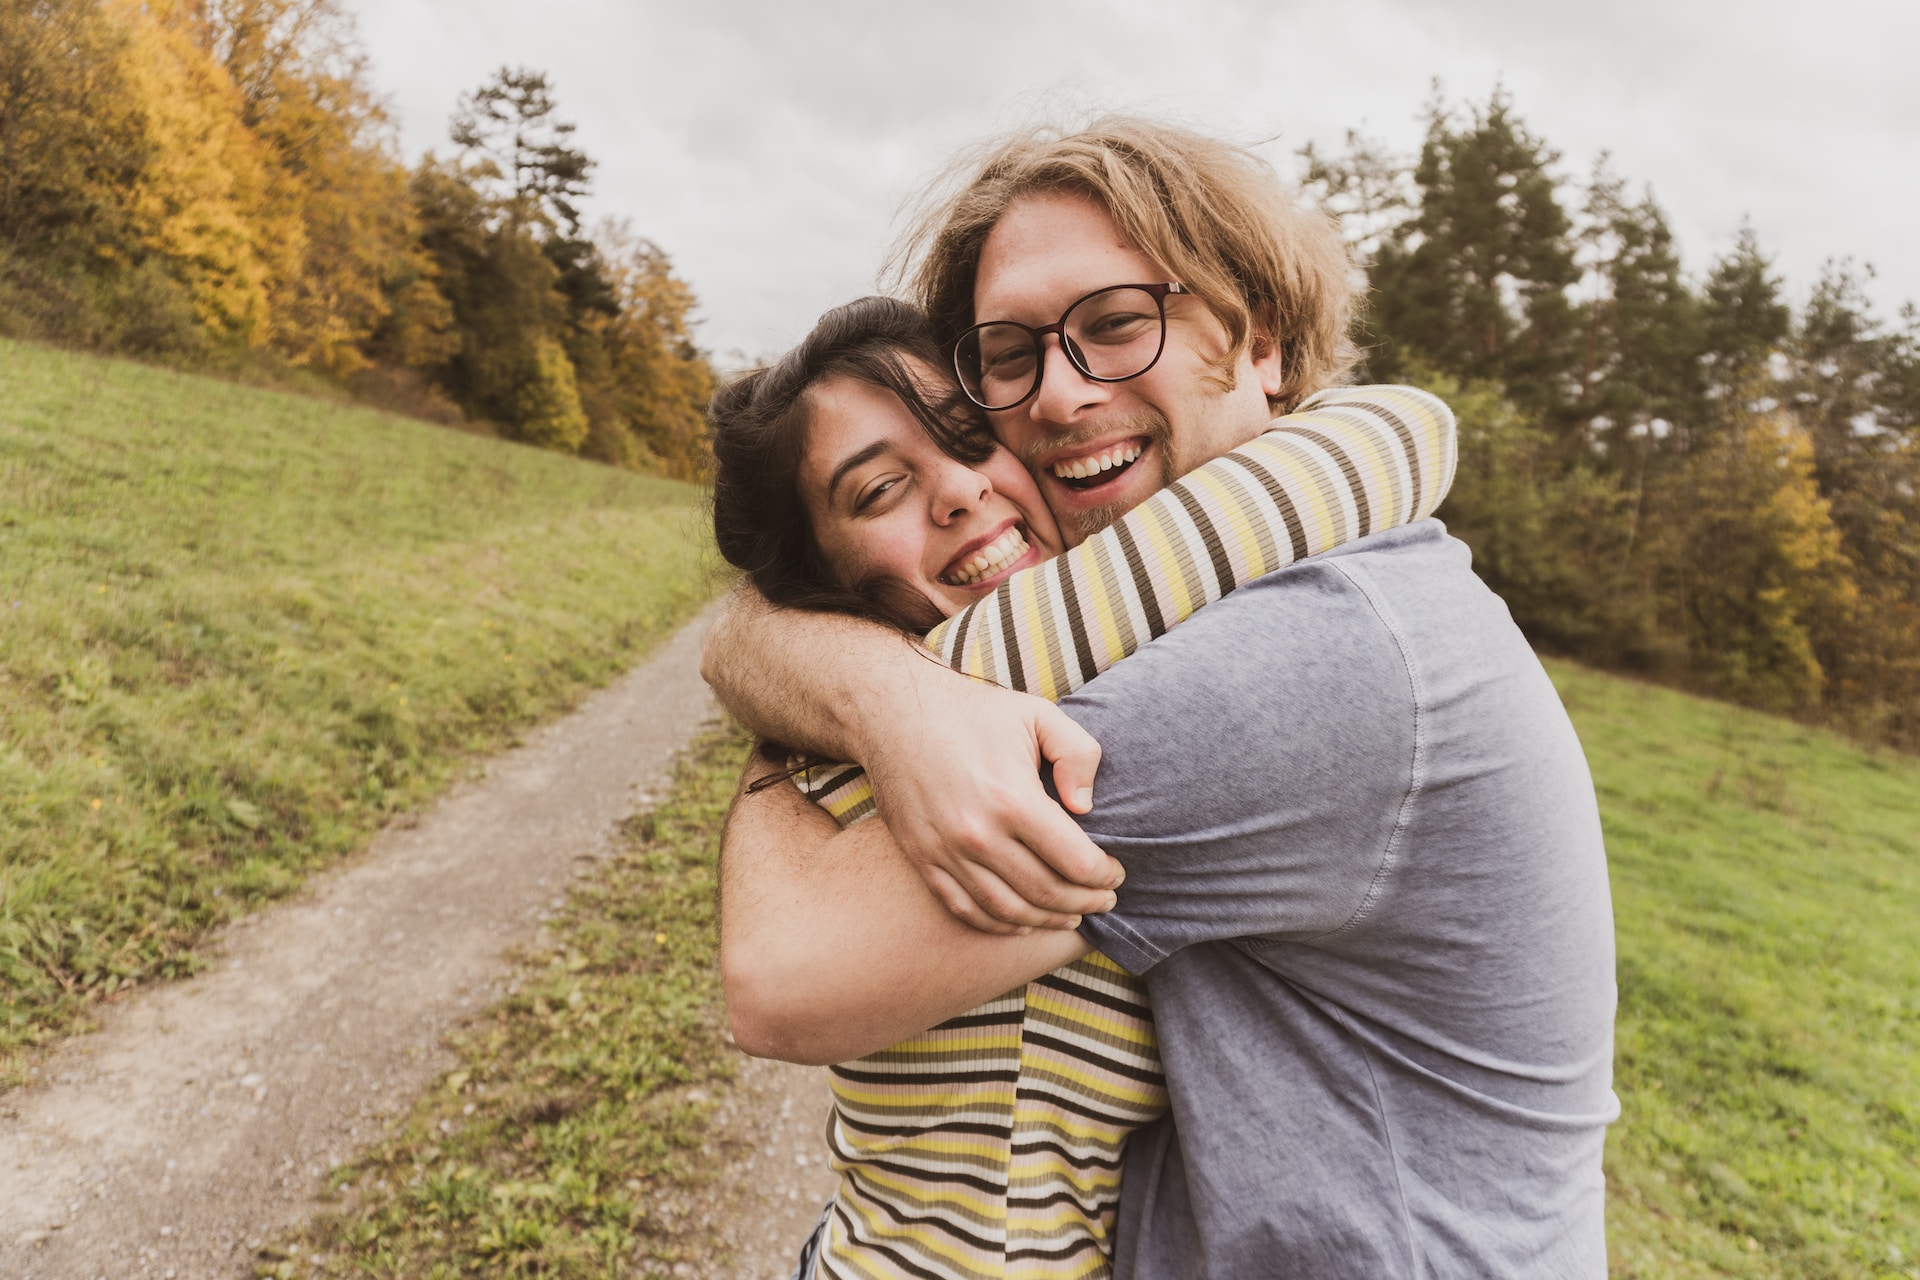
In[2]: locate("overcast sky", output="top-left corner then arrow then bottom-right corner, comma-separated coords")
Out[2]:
341,0 -> 1917,364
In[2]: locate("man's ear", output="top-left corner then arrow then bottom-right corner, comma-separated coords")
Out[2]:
1250,331 -> 1286,400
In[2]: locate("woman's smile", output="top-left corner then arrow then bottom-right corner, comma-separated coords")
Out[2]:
939,521 -> 1041,589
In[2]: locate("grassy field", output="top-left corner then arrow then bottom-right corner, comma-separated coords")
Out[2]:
264,669 -> 1919,1278
0,339 -> 718,1080
1562,661 -> 1920,1278
269,722 -> 752,1280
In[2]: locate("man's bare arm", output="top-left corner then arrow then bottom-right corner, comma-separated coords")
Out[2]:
701,585 -> 1123,932
719,751 -> 1092,1066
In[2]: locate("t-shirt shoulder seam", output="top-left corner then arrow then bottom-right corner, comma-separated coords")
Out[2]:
1302,558 -> 1427,943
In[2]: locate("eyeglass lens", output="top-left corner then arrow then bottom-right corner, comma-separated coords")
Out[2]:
955,285 -> 1168,411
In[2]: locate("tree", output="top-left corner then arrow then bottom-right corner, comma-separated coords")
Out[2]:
1646,399 -> 1857,712
115,0 -> 294,347
595,222 -> 717,477
1567,163 -> 1703,463
513,336 -> 589,452
408,155 -> 569,433
1698,225 -> 1791,400
197,0 -> 436,374
450,67 -> 592,237
1365,87 -> 1579,419
0,0 -> 144,255
1298,128 -> 1413,271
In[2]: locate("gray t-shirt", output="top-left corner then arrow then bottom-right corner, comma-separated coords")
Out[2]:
1067,520 -> 1618,1279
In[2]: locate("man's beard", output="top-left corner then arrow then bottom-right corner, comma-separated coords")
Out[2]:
1022,409 -> 1176,544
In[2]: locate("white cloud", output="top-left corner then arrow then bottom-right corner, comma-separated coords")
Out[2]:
344,0 -> 1920,360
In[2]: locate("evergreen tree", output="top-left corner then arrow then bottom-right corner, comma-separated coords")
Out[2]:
1698,224 -> 1791,399
450,67 -> 592,237
1569,164 -> 1702,461
1365,87 -> 1579,419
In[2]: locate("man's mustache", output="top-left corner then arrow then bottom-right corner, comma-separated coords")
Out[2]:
1015,410 -> 1175,474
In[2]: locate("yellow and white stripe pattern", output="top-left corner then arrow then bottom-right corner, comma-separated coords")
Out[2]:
802,384 -> 1457,1279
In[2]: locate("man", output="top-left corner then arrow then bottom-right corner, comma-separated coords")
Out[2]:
711,118 -> 1617,1278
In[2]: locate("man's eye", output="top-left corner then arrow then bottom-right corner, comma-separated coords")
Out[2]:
1082,311 -> 1153,343
983,346 -> 1034,374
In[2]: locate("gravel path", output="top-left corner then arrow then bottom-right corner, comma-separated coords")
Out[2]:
0,605 -> 834,1278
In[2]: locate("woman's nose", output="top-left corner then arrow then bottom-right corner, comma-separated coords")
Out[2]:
931,462 -> 993,525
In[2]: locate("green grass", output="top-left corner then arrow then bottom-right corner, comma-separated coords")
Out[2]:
267,722 -> 753,1280
1549,661 -> 1920,1278
0,338 -> 719,1080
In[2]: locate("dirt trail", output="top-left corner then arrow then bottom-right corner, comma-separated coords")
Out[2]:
0,606 -> 836,1278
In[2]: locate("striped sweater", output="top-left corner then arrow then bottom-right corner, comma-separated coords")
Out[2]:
797,385 -> 1458,1279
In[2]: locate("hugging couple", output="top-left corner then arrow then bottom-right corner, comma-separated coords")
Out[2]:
702,118 -> 1618,1280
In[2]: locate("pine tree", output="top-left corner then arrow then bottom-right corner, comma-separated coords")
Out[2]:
1569,163 -> 1702,462
1698,225 -> 1791,399
1365,87 -> 1579,419
450,67 -> 592,238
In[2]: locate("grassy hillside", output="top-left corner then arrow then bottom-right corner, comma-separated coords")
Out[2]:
0,339 -> 718,1080
1553,662 -> 1920,1278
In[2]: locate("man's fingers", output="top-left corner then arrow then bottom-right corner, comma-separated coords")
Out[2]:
950,859 -> 1086,932
1036,705 -> 1102,815
919,864 -> 1027,935
952,828 -> 1119,921
1014,785 -> 1124,890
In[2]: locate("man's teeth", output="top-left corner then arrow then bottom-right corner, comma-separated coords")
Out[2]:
1051,442 -> 1143,480
944,527 -> 1029,586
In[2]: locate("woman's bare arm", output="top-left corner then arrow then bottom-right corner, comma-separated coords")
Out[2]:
719,750 -> 1093,1066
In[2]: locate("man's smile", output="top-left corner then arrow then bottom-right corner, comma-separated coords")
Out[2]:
1049,437 -> 1148,490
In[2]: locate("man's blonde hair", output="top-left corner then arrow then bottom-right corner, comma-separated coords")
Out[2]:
894,116 -> 1359,413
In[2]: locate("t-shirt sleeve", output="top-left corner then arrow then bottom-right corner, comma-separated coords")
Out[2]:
1064,559 -> 1420,974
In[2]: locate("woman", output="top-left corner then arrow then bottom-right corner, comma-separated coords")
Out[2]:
710,296 -> 1456,1279
713,296 -> 1159,1280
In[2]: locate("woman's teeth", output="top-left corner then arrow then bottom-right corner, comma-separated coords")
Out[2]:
944,526 -> 1029,586
1051,441 -> 1143,481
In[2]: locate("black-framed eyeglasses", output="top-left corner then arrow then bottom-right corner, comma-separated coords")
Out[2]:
951,282 -> 1190,412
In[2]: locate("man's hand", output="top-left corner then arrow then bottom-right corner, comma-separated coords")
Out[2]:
860,674 -> 1123,934
702,585 -> 1123,932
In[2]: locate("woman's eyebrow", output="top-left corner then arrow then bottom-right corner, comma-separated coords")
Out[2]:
826,441 -> 892,504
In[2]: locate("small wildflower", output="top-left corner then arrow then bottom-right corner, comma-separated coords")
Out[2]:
91,798 -> 103,809
654,932 -> 667,945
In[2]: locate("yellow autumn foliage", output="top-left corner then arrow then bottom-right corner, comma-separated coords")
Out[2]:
1650,406 -> 1857,712
112,0 -> 295,346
